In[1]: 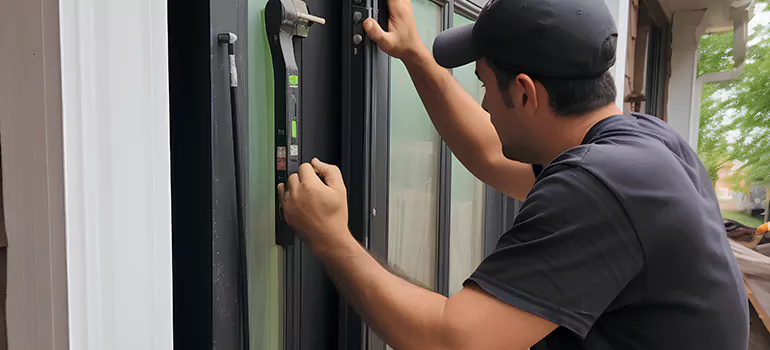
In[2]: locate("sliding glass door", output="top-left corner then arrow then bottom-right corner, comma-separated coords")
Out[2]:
384,0 -> 493,309
447,12 -> 486,296
169,0 -> 508,348
387,0 -> 444,291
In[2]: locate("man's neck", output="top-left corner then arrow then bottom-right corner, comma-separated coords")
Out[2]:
537,104 -> 623,165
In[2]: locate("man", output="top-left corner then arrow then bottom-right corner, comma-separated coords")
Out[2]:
277,0 -> 750,348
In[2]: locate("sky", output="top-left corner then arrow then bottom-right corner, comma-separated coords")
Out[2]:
751,2 -> 770,30
749,2 -> 770,46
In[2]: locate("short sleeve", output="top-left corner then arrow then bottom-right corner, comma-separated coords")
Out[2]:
532,164 -> 544,178
466,165 -> 643,338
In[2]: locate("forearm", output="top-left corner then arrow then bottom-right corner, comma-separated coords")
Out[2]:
402,49 -> 535,200
314,233 -> 454,350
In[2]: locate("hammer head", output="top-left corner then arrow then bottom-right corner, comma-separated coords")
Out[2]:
279,0 -> 319,37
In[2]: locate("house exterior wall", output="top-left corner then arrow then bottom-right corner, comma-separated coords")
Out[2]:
0,0 -> 70,348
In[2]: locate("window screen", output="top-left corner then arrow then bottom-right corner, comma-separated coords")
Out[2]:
448,13 -> 486,296
387,0 -> 443,291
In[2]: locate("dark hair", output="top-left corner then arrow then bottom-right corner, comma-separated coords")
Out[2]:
490,36 -> 618,116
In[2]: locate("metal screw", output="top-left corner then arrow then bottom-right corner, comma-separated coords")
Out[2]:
577,9 -> 583,15
353,11 -> 363,23
372,208 -> 377,217
353,34 -> 363,45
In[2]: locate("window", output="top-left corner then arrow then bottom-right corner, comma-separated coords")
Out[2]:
643,8 -> 670,119
622,0 -> 669,118
387,1 -> 489,297
448,13 -> 486,296
388,0 -> 444,290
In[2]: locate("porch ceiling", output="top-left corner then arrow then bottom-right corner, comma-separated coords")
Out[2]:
658,0 -> 748,29
664,0 -> 711,12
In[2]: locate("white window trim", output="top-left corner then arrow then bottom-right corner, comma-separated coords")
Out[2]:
58,0 -> 174,349
605,0 -> 631,109
668,2 -> 752,148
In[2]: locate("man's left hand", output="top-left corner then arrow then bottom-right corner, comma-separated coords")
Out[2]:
277,158 -> 350,252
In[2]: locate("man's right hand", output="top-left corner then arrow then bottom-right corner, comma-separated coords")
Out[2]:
363,0 -> 427,63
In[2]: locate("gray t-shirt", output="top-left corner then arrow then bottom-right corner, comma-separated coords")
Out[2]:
467,114 -> 748,349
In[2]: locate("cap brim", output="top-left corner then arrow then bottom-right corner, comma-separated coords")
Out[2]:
432,24 -> 481,69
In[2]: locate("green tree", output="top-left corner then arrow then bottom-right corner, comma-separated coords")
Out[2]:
697,13 -> 770,189
731,23 -> 770,187
697,31 -> 735,185
698,31 -> 734,77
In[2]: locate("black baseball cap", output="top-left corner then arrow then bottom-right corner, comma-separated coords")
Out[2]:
433,0 -> 618,79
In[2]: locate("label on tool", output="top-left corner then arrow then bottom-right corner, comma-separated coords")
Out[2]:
290,145 -> 299,157
277,147 -> 287,170
289,75 -> 299,87
291,120 -> 297,138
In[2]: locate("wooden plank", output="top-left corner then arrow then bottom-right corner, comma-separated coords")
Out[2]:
746,280 -> 770,334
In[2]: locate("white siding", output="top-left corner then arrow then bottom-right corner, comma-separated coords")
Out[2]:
58,0 -> 174,348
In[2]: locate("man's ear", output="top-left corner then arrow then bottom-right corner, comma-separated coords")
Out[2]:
514,74 -> 539,116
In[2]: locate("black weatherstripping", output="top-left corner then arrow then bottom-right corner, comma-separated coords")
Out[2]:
218,32 -> 251,350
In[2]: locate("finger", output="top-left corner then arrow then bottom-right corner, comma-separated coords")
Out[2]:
287,173 -> 300,193
298,162 -> 322,186
364,18 -> 393,48
277,183 -> 286,205
311,158 -> 345,191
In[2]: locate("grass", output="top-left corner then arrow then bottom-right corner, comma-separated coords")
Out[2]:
722,210 -> 765,228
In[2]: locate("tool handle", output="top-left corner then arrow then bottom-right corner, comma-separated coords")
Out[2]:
298,12 -> 326,25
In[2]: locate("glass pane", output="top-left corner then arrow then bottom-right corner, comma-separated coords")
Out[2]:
451,15 -> 485,103
388,0 -> 443,291
448,13 -> 486,296
246,3 -> 284,349
448,154 -> 486,295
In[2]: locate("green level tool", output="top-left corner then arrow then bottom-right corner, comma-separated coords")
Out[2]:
266,0 -> 325,247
